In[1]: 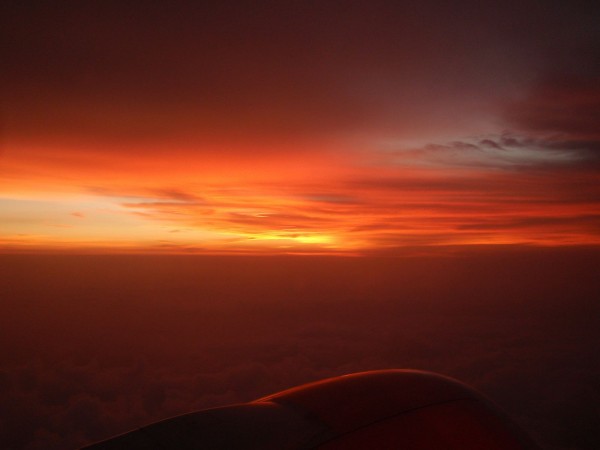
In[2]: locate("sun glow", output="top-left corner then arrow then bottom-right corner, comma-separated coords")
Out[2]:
2,133 -> 600,255
243,232 -> 334,245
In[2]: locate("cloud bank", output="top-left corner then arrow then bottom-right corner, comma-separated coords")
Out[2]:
1,250 -> 599,449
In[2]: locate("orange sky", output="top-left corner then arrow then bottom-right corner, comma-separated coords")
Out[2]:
2,2 -> 599,254
3,133 -> 599,254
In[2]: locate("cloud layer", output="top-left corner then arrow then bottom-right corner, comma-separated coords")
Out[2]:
1,250 -> 599,449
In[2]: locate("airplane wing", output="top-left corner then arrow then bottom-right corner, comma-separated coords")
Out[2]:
81,369 -> 539,449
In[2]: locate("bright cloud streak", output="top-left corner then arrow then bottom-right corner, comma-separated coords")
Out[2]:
2,132 -> 599,254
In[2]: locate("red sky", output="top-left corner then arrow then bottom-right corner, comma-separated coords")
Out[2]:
2,4 -> 600,448
2,1 -> 599,254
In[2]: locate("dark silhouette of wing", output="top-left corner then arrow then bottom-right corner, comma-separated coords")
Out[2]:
82,369 -> 539,449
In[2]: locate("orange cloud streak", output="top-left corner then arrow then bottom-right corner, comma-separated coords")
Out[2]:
2,135 -> 599,255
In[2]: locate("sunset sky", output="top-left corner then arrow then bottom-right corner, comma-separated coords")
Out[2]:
2,3 -> 600,450
3,1 -> 599,254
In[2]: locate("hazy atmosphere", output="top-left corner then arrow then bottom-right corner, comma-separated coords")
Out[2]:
2,250 -> 599,448
1,1 -> 599,449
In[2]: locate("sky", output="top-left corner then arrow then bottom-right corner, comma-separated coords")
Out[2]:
2,1 -> 599,254
1,3 -> 600,450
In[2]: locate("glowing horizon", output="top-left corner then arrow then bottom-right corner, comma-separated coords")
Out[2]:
2,2 -> 599,255
3,132 -> 600,255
